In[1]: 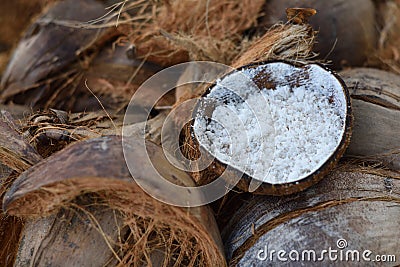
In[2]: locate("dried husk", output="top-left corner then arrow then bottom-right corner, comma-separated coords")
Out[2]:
371,0 -> 400,74
0,111 -> 42,266
0,104 -> 30,120
13,107 -> 168,159
0,213 -> 23,267
0,0 -> 52,74
255,0 -> 377,69
221,165 -> 400,266
121,0 -> 266,66
231,22 -> 317,68
3,136 -> 226,267
340,68 -> 400,170
0,108 -> 170,266
0,0 -> 130,112
0,112 -> 42,172
73,44 -> 167,112
18,108 -> 122,157
0,161 -> 22,267
15,195 -> 128,267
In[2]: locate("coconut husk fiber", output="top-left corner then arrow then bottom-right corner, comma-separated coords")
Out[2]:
1,0 -> 159,113
372,0 -> 400,74
116,0 -> 266,66
231,7 -> 318,68
79,44 -> 167,112
18,108 -> 122,158
0,0 -> 110,111
2,136 -> 226,266
254,0 -> 377,69
14,107 -> 168,159
221,165 -> 400,266
1,109 -> 171,266
14,195 -> 128,267
0,112 -> 42,172
1,162 -> 23,267
0,111 -> 42,266
340,68 -> 400,170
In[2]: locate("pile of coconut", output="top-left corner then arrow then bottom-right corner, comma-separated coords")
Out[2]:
0,0 -> 399,266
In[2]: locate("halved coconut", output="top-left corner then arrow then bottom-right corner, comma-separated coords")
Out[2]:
185,61 -> 352,195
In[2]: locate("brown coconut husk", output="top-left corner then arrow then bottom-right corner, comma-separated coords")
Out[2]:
221,165 -> 400,266
116,0 -> 265,66
179,9 -> 326,192
0,213 -> 24,267
0,112 -> 41,173
1,0 -> 172,113
370,0 -> 400,74
15,195 -> 128,266
0,111 -> 42,266
340,68 -> 400,170
254,0 -> 378,69
14,107 -> 168,158
73,43 -> 170,113
0,0 -> 142,112
3,136 -> 226,266
18,108 -> 121,157
0,0 -> 53,74
231,19 -> 317,68
1,109 -> 169,266
0,161 -> 21,267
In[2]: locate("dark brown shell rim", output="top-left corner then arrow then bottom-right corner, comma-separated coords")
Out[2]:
189,60 -> 353,195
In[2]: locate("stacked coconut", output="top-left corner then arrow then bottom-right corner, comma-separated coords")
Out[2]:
0,0 -> 399,266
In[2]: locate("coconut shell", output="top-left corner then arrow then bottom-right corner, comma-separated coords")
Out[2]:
340,68 -> 400,170
0,159 -> 21,267
0,111 -> 170,266
0,111 -> 41,173
2,136 -> 226,266
15,196 -> 127,267
255,0 -> 377,69
184,61 -> 352,196
0,0 -> 117,111
0,111 -> 42,267
222,166 -> 400,266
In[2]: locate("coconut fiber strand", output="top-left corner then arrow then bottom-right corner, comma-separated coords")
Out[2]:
0,112 -> 42,266
2,136 -> 226,267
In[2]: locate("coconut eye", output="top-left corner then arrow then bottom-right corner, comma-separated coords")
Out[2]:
186,61 -> 352,195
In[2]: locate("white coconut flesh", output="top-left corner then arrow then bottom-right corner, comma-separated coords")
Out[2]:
193,62 -> 347,184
